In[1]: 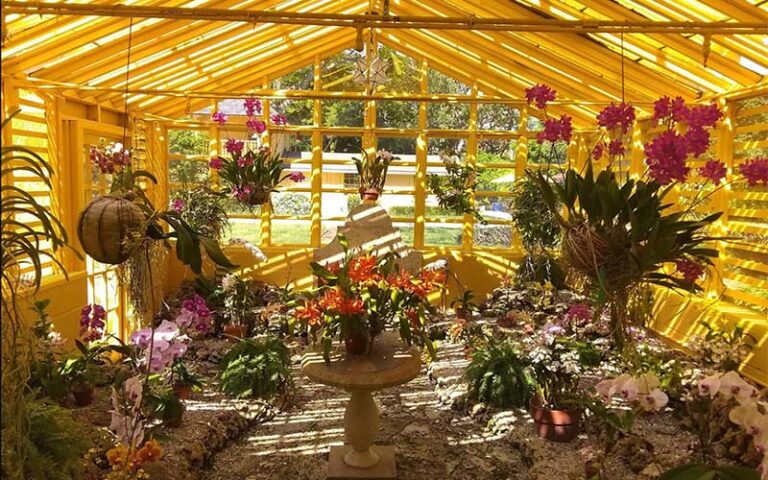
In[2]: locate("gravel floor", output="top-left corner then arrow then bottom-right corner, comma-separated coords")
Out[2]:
201,360 -> 528,480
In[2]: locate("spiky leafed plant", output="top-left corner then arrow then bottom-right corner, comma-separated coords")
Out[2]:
1,109 -> 73,480
354,148 -> 394,192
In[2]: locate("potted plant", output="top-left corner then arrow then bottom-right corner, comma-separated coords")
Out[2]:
220,274 -> 260,340
451,290 -> 479,321
353,149 -> 395,201
170,186 -> 230,240
209,140 -> 305,207
145,387 -> 185,427
522,325 -> 602,442
527,88 -> 765,350
295,235 -> 442,361
170,359 -> 205,400
58,342 -> 108,407
427,154 -> 485,223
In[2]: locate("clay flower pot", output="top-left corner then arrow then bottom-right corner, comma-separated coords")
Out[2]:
173,384 -> 193,400
531,404 -> 581,442
223,324 -> 247,341
71,384 -> 94,407
358,188 -> 380,202
344,330 -> 370,356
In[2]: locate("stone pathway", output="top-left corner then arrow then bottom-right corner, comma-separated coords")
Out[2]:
201,355 -> 528,480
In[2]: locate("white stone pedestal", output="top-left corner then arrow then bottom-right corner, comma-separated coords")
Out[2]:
302,332 -> 422,479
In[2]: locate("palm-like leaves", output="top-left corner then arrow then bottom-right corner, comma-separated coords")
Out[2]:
1,110 -> 70,295
353,149 -> 394,191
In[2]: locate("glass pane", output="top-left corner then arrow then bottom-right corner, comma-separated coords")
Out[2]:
378,46 -> 420,93
394,222 -> 415,246
382,166 -> 416,193
425,222 -> 462,246
476,195 -> 514,218
377,137 -> 417,158
427,68 -> 470,95
271,219 -> 311,245
276,133 -> 312,161
225,217 -> 262,242
272,191 -> 311,215
321,49 -> 365,92
427,137 -> 467,163
379,194 -> 416,218
474,222 -> 513,248
477,167 -> 516,192
223,199 -> 261,216
527,139 -> 567,166
376,101 -> 418,128
477,138 -> 517,165
321,219 -> 346,245
270,64 -> 314,90
323,135 -> 362,154
427,103 -> 469,129
169,158 -> 208,184
168,129 -> 209,155
425,194 -> 464,219
322,100 -> 364,127
270,99 -> 313,126
478,104 -> 520,131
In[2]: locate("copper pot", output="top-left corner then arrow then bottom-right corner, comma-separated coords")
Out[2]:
344,330 -> 370,356
531,404 -> 581,442
359,188 -> 380,201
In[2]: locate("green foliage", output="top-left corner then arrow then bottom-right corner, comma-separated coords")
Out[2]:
464,338 -> 534,408
168,129 -> 208,155
427,160 -> 485,223
169,158 -> 208,184
171,186 -> 229,240
20,399 -> 91,480
450,290 -> 479,313
353,149 -> 395,191
514,253 -> 566,289
511,172 -> 561,252
145,388 -> 185,427
219,337 -> 292,399
657,463 -> 759,480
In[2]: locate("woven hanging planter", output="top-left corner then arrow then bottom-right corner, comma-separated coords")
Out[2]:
77,195 -> 146,264
561,222 -> 636,291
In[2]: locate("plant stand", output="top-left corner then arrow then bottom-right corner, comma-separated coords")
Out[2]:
302,331 -> 422,479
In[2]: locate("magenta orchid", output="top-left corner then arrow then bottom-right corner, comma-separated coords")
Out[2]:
740,157 -> 768,186
211,111 -> 228,125
525,84 -> 557,109
700,160 -> 727,183
80,304 -> 106,342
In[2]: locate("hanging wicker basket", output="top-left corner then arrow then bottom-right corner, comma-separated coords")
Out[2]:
561,222 -> 637,291
77,194 -> 147,264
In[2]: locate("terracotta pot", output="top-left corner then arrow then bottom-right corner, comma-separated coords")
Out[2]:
72,384 -> 94,407
531,404 -> 581,442
223,324 -> 247,341
77,194 -> 146,264
344,330 -> 370,356
359,188 -> 380,202
173,384 -> 192,400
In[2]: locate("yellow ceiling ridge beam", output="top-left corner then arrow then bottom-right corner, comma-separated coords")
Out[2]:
4,1 -> 768,34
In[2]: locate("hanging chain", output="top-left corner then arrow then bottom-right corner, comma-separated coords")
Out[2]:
122,17 -> 134,148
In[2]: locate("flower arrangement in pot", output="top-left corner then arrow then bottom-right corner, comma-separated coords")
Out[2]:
295,234 -> 443,362
219,273 -> 262,340
521,322 -> 602,442
353,149 -> 395,201
528,84 -> 768,351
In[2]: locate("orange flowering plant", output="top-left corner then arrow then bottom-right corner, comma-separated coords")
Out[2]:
295,235 -> 444,361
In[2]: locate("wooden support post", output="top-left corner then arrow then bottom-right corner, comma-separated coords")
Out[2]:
260,82 -> 272,247
711,97 -> 734,298
311,55 -> 322,248
512,106 -> 529,253
414,59 -> 428,250
463,83 -> 478,252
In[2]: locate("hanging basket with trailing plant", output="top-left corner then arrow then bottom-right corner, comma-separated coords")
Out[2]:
77,193 -> 146,265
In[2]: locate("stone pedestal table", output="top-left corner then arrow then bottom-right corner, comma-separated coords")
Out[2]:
301,331 -> 422,479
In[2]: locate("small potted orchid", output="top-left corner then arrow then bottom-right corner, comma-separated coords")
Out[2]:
353,149 -> 396,201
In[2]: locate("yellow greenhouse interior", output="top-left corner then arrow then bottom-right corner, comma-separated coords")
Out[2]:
2,1 -> 768,479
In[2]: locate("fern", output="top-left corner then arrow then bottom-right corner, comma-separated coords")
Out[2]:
219,337 -> 292,399
464,338 -> 534,408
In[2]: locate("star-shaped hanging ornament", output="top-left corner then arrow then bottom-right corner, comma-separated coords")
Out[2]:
352,55 -> 389,91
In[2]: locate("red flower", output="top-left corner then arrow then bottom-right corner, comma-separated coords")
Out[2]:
687,104 -> 722,129
338,297 -> 364,316
739,157 -> 768,186
675,259 -> 705,283
536,115 -> 572,144
644,131 -> 690,184
295,300 -> 323,327
607,139 -> 625,157
347,254 -> 380,284
699,160 -> 727,183
592,142 -> 604,160
683,127 -> 710,158
653,96 -> 689,124
596,102 -> 636,134
525,84 -> 557,109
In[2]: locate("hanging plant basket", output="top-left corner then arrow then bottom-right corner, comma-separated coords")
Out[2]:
561,222 -> 636,291
77,194 -> 146,264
